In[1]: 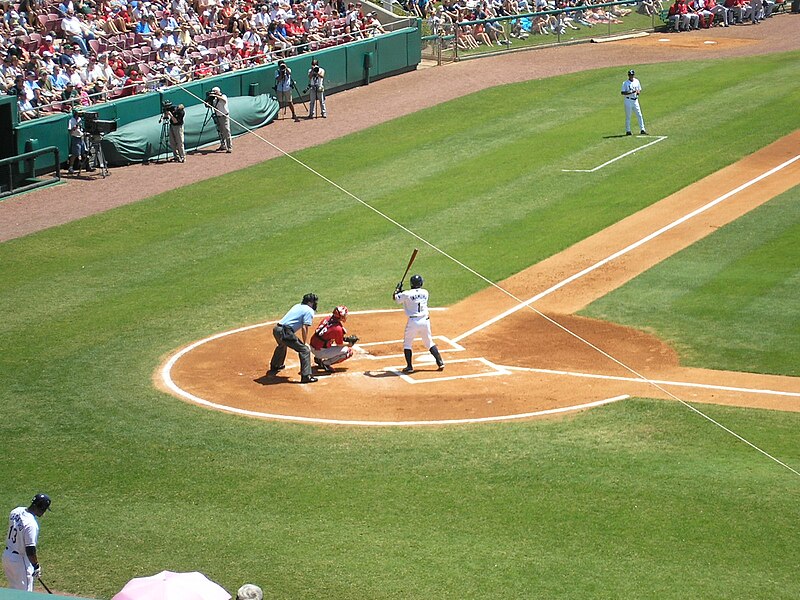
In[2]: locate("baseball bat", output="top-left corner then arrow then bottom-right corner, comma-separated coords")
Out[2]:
38,577 -> 53,594
399,248 -> 418,287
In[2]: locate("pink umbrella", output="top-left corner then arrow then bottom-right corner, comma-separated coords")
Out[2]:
112,570 -> 231,600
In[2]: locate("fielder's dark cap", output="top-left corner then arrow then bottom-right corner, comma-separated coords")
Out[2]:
628,69 -> 635,75
31,493 -> 52,512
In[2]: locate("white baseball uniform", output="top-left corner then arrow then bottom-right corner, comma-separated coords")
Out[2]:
3,507 -> 39,591
621,76 -> 646,134
395,287 -> 434,350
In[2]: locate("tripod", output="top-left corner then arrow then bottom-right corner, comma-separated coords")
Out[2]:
155,117 -> 171,163
195,104 -> 217,153
83,133 -> 109,178
291,80 -> 308,113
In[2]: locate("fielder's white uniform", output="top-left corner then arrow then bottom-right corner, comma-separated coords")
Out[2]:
621,76 -> 646,134
395,287 -> 434,350
3,507 -> 39,591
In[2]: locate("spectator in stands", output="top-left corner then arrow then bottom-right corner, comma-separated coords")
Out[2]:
23,70 -> 41,106
254,4 -> 272,33
58,44 -> 77,68
60,81 -> 79,108
36,69 -> 57,107
50,65 -> 69,91
76,81 -> 92,105
135,14 -> 155,36
37,35 -> 57,57
61,8 -> 95,55
39,51 -> 57,74
365,12 -> 386,35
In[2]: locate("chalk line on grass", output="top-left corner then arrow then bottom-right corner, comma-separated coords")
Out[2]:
562,136 -> 668,172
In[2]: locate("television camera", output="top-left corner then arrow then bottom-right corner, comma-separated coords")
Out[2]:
83,111 -> 117,137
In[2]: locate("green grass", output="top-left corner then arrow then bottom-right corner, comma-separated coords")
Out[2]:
583,186 -> 800,376
2,52 -> 800,599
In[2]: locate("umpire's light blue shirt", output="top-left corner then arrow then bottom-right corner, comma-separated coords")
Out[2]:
279,303 -> 315,332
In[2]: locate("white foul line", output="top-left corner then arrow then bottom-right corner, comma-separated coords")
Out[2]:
562,136 -> 668,172
455,151 -> 800,343
502,365 -> 800,399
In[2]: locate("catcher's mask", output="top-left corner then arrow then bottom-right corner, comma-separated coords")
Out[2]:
410,274 -> 423,289
332,305 -> 348,321
302,293 -> 319,311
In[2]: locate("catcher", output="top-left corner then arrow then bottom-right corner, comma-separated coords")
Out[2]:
310,305 -> 359,373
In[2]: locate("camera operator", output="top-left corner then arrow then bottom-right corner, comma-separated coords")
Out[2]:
161,100 -> 186,163
305,59 -> 327,119
67,107 -> 84,175
206,86 -> 232,153
274,60 -> 300,122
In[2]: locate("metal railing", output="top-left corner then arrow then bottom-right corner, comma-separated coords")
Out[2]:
0,146 -> 61,199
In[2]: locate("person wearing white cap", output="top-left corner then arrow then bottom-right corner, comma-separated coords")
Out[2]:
207,86 -> 232,152
237,584 -> 263,600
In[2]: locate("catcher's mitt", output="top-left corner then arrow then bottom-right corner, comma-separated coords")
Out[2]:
343,334 -> 359,345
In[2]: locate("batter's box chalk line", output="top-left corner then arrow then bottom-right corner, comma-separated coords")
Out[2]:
562,135 -> 668,173
356,335 -> 465,360
388,357 -> 511,384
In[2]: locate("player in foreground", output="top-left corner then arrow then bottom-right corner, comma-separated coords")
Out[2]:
310,305 -> 359,373
393,274 -> 445,374
3,494 -> 51,591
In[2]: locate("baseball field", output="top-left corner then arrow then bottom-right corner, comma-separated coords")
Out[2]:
2,29 -> 800,600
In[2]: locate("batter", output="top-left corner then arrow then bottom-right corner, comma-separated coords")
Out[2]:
393,274 -> 445,374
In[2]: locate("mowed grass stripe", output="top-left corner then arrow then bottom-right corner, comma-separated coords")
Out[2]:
583,185 -> 800,376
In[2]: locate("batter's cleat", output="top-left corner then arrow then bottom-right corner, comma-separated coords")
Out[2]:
300,375 -> 318,383
402,366 -> 414,374
640,130 -> 649,135
437,361 -> 445,371
626,131 -> 632,136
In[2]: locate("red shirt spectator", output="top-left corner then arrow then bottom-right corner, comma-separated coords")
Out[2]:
37,35 -> 57,57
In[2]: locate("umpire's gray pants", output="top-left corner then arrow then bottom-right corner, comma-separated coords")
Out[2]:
271,324 -> 312,377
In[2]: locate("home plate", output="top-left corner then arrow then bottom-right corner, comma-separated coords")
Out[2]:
388,357 -> 511,384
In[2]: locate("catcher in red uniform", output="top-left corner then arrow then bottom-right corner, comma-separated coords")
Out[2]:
310,305 -> 359,373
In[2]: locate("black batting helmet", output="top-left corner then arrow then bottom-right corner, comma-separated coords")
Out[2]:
31,494 -> 51,512
410,274 -> 423,289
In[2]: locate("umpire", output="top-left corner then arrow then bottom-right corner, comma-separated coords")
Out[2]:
269,293 -> 319,383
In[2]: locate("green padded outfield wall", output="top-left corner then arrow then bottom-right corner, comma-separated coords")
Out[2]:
11,27 -> 421,173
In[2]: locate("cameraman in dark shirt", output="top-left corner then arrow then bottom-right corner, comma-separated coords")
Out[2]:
162,100 -> 186,162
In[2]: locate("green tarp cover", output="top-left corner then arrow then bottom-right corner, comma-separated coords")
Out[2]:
100,93 -> 279,166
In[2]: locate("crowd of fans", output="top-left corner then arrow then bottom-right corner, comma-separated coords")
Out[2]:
420,0 -> 634,48
0,0 -> 389,119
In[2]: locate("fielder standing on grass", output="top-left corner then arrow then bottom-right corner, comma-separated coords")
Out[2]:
621,69 -> 648,136
3,494 -> 51,591
394,274 -> 445,374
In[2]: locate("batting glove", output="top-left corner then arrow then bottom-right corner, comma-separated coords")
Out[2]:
32,564 -> 42,578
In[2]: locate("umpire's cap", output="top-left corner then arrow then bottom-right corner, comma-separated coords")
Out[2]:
31,494 -> 51,512
628,69 -> 635,76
